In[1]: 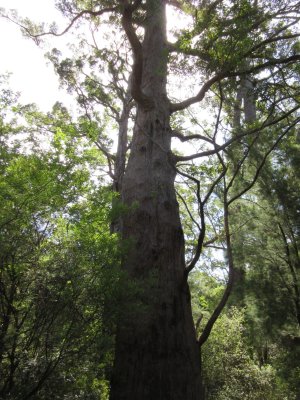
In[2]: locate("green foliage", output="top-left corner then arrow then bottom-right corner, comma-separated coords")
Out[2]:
0,79 -> 122,399
190,271 -> 224,325
201,307 -> 295,400
219,132 -> 300,398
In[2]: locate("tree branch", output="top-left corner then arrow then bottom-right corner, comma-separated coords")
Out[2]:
174,104 -> 300,162
170,73 -> 225,113
228,117 -> 300,205
171,129 -> 215,145
167,41 -> 211,63
120,1 -> 154,109
176,169 -> 205,277
198,187 -> 234,347
1,7 -> 118,43
170,55 -> 300,113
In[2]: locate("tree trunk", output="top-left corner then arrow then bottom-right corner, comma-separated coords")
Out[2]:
113,79 -> 132,194
110,1 -> 201,399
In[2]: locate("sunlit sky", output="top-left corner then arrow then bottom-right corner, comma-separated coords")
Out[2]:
0,0 -> 72,110
0,1 -> 191,112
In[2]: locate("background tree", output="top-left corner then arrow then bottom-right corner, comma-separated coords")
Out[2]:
0,79 -> 123,399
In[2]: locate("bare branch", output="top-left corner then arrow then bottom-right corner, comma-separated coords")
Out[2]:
203,169 -> 226,206
225,133 -> 260,194
1,7 -> 117,42
174,104 -> 300,162
176,189 -> 201,231
176,168 -> 206,276
185,167 -> 227,273
170,55 -> 300,113
171,129 -> 215,145
249,32 -> 300,56
198,189 -> 234,347
170,73 -> 225,113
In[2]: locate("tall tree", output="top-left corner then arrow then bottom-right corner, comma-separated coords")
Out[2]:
2,1 -> 300,399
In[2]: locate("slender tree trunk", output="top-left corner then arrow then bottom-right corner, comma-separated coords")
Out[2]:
113,81 -> 132,194
110,84 -> 131,234
110,2 -> 201,399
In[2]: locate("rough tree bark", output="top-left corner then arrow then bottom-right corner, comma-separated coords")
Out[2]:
110,1 -> 202,399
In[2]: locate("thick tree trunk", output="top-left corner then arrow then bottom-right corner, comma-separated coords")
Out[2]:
110,1 -> 201,399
